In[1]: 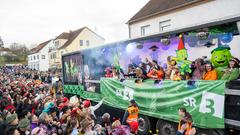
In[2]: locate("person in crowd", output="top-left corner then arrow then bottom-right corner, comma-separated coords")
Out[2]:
80,118 -> 95,134
176,108 -> 196,135
4,126 -> 20,135
18,118 -> 31,135
31,127 -> 45,135
192,58 -> 205,80
101,113 -> 112,135
112,119 -> 130,135
94,124 -> 106,135
66,117 -> 79,135
122,99 -> 139,134
221,57 -> 240,81
39,112 -> 57,134
5,113 -> 19,128
30,114 -> 39,131
203,62 -> 218,80
82,98 -> 105,119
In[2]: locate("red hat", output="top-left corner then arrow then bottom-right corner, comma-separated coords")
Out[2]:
177,34 -> 185,50
62,97 -> 69,103
83,100 -> 91,108
71,107 -> 80,116
4,105 -> 15,112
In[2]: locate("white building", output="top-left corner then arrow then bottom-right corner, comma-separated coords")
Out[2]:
127,0 -> 240,38
28,40 -> 53,71
127,0 -> 240,60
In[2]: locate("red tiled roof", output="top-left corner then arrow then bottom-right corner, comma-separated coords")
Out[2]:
127,0 -> 209,24
31,40 -> 51,54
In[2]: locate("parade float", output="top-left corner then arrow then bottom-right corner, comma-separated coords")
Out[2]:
62,22 -> 240,135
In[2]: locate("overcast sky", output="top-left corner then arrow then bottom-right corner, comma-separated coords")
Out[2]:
0,0 -> 149,48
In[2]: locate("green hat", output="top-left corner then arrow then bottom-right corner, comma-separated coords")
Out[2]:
211,46 -> 230,54
18,118 -> 30,129
5,113 -> 17,124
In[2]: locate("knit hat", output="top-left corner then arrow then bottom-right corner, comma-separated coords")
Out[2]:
18,118 -> 30,129
5,113 -> 18,124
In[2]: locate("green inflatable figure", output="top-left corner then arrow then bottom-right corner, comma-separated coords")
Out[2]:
172,35 -> 192,76
211,46 -> 233,79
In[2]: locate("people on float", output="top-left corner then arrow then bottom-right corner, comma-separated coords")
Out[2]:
176,108 -> 196,135
124,64 -> 136,78
104,67 -> 112,78
111,66 -> 119,79
165,56 -> 177,79
135,67 -> 148,81
221,57 -> 240,81
203,62 -> 218,80
147,64 -> 164,80
122,99 -> 139,134
139,62 -> 148,77
170,68 -> 182,81
192,58 -> 205,80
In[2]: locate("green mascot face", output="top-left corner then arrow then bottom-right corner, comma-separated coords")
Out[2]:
211,47 -> 232,67
176,49 -> 188,60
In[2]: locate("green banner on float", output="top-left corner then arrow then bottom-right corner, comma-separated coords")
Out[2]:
100,78 -> 225,129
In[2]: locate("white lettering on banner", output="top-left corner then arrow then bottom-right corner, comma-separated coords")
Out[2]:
183,97 -> 196,107
115,87 -> 134,101
116,89 -> 123,97
199,91 -> 224,118
123,86 -> 134,101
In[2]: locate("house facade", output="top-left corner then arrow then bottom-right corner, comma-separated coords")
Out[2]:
28,40 -> 53,71
127,0 -> 240,38
49,27 -> 105,69
127,0 -> 240,60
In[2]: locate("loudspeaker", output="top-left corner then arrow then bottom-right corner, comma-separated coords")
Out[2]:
225,95 -> 240,121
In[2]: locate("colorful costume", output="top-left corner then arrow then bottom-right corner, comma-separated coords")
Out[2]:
172,35 -> 192,76
210,47 -> 233,79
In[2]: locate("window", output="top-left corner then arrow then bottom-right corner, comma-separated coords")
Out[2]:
55,40 -> 59,48
159,20 -> 171,32
80,40 -> 84,46
37,55 -> 39,59
141,25 -> 150,36
42,55 -> 45,59
53,52 -> 56,59
34,56 -> 36,60
86,40 -> 90,46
